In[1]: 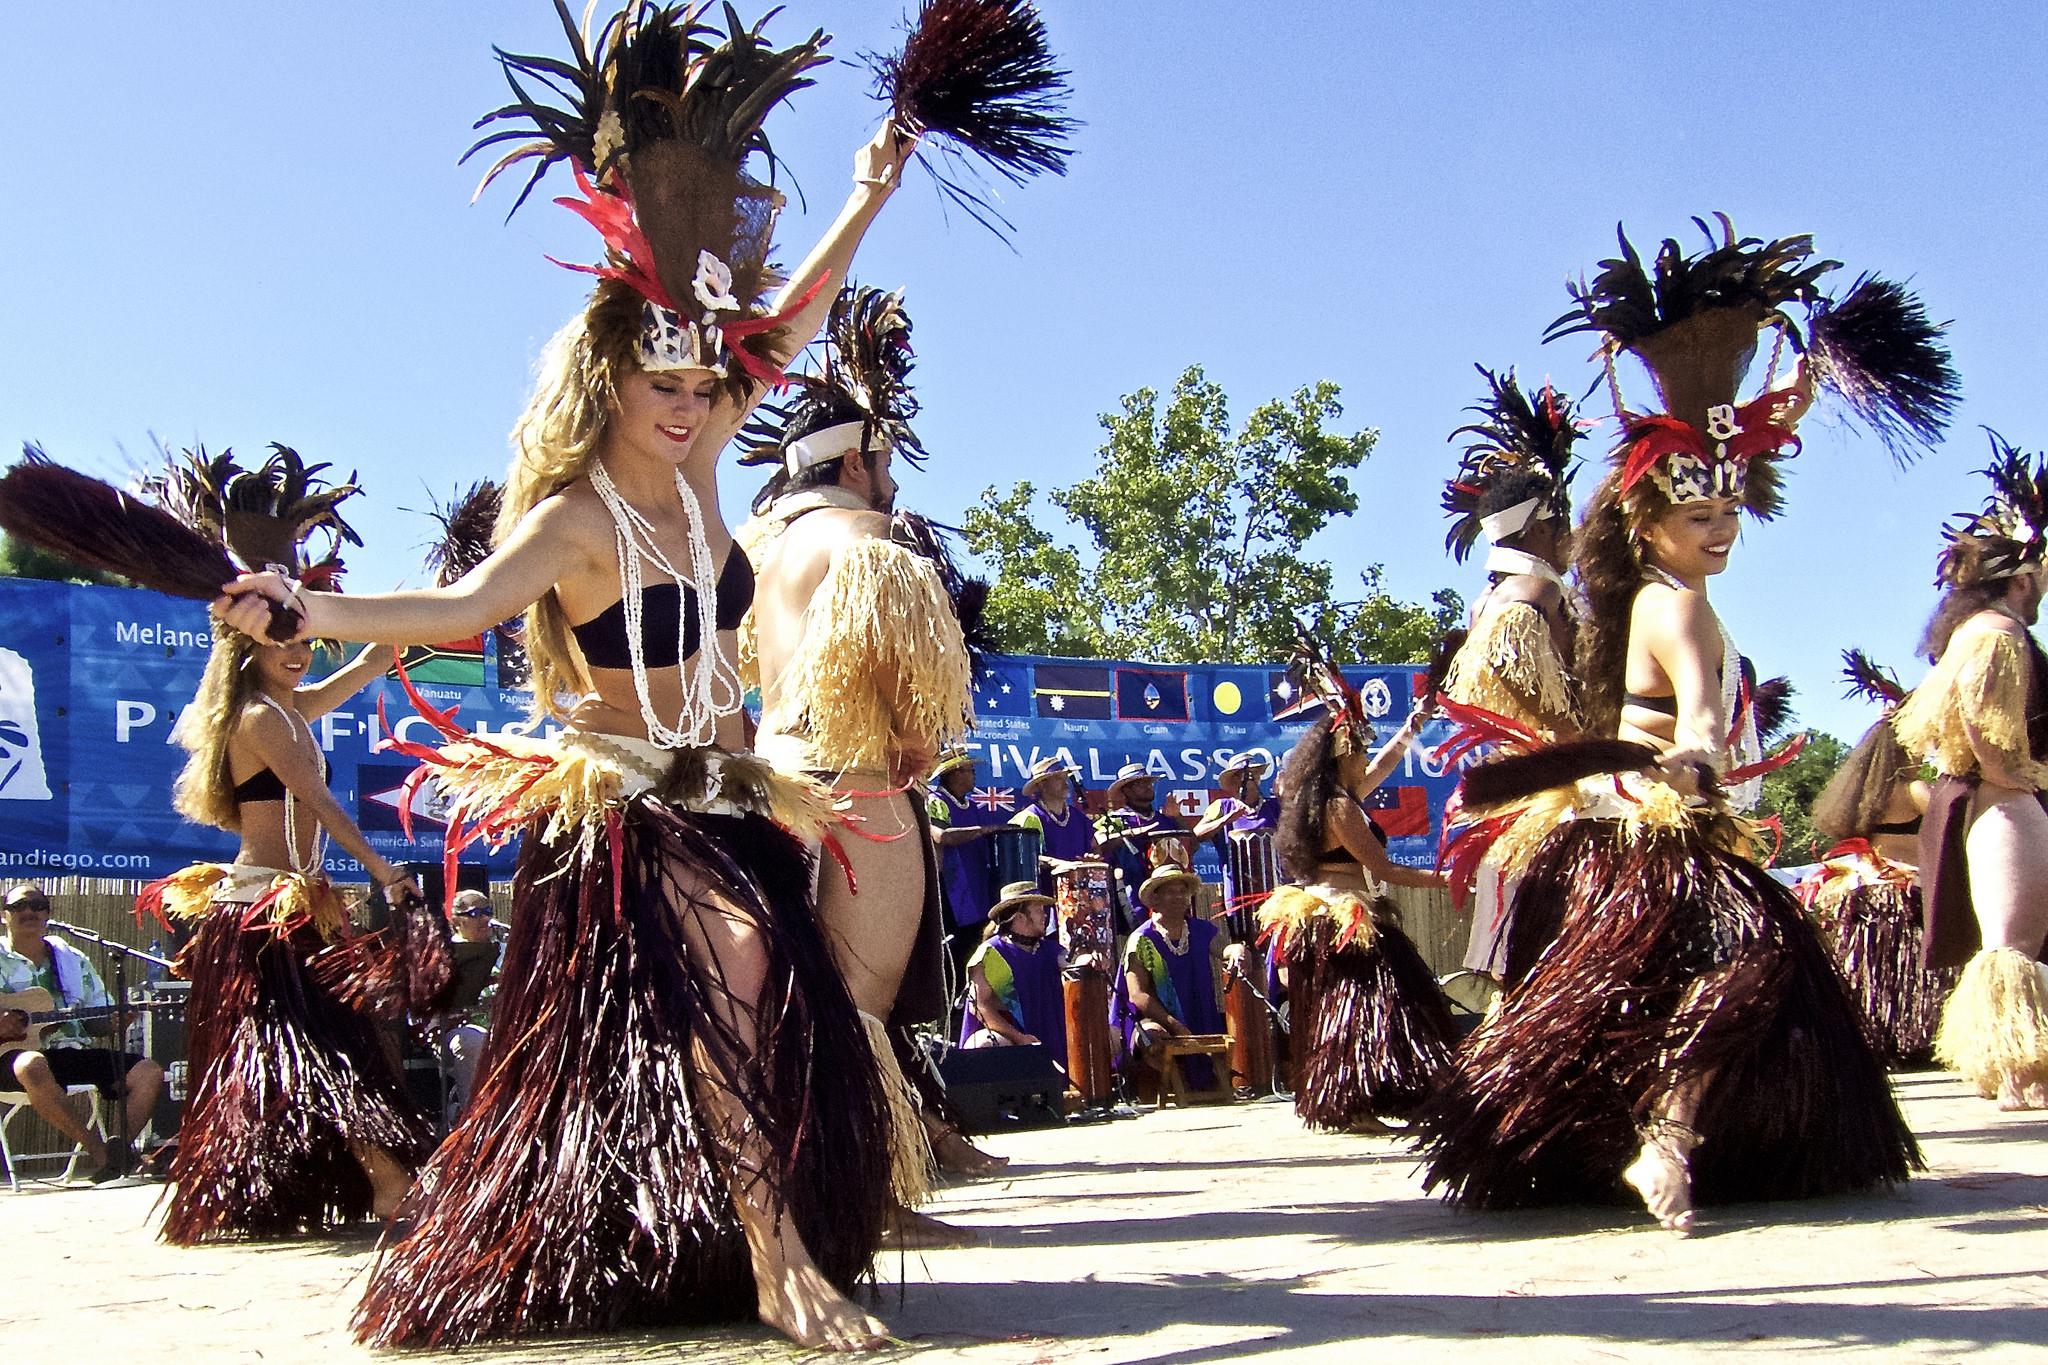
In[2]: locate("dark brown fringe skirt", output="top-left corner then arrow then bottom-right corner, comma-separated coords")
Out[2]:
1816,880 -> 1960,1066
162,909 -> 436,1244
1413,818 -> 1921,1210
351,796 -> 893,1348
1286,911 -> 1459,1128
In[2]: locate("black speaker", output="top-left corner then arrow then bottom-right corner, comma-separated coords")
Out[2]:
936,1045 -> 1068,1134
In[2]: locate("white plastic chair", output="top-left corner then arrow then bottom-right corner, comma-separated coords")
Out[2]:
0,1082 -> 106,1191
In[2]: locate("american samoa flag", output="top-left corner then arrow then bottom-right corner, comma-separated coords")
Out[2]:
970,786 -> 1016,812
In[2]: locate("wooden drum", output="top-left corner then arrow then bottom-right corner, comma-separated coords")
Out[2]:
1054,858 -> 1116,1106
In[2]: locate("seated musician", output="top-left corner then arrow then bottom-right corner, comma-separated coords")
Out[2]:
1114,865 -> 1244,1082
0,886 -> 164,1180
960,881 -> 1098,1055
440,889 -> 502,1121
1094,763 -> 1185,934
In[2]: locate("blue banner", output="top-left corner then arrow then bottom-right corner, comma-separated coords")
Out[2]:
0,580 -> 1467,880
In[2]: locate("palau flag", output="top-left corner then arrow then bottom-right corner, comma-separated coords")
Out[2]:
1034,663 -> 1114,719
1115,667 -> 1190,722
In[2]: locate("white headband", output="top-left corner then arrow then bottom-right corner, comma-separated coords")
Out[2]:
785,420 -> 869,475
1477,496 -> 1551,544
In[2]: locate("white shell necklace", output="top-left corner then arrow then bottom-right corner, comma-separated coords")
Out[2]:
587,459 -> 741,749
254,694 -> 325,875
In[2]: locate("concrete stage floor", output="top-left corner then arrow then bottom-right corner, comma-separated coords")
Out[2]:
4,1071 -> 2043,1363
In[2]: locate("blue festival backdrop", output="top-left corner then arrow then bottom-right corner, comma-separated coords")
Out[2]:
0,580 -> 1467,882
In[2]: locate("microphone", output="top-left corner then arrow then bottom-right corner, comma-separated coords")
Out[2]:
47,921 -> 177,970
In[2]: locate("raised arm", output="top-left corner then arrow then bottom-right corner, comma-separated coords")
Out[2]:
762,126 -> 916,371
1352,708 -> 1429,799
241,707 -> 419,899
295,644 -> 400,721
216,495 -> 598,648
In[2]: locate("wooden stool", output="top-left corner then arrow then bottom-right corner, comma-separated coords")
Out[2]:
1156,1033 -> 1234,1107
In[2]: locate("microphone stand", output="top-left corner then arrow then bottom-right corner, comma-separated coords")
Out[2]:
46,921 -> 175,1171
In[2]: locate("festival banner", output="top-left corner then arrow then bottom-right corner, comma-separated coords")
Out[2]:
0,580 -> 1470,882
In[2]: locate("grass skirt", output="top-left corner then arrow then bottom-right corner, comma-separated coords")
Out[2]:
160,892 -> 435,1244
1811,877 -> 1958,1065
1261,886 -> 1458,1128
1414,817 -> 1920,1210
351,795 -> 893,1347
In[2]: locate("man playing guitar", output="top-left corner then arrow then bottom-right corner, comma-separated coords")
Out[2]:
0,886 -> 163,1180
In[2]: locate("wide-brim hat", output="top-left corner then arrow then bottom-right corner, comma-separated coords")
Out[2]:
1219,751 -> 1268,777
990,880 -> 1057,921
1136,864 -> 1201,907
931,746 -> 977,779
1105,762 -> 1153,802
1024,756 -> 1081,791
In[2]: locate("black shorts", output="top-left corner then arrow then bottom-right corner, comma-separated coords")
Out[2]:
8,1046 -> 148,1097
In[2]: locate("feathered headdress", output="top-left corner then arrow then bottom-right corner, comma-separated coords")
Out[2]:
1936,431 -> 2048,586
1441,365 -> 1584,563
1548,214 -> 1960,518
1288,629 -> 1373,757
468,2 -> 831,388
865,0 -> 1078,239
420,480 -> 503,588
1840,648 -> 1906,709
740,284 -> 925,473
146,443 -> 361,588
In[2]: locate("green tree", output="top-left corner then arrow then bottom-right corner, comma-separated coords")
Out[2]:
965,365 -> 1461,663
0,532 -> 127,587
1756,730 -> 1848,865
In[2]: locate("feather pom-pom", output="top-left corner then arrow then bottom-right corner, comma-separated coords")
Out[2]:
0,449 -> 300,640
1806,274 -> 1960,463
1751,676 -> 1795,742
421,481 -> 503,588
1841,648 -> 1906,709
868,0 -> 1078,238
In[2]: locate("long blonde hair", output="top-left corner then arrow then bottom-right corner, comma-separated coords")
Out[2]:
172,631 -> 262,832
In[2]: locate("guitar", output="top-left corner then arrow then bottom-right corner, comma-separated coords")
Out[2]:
0,988 -> 172,1057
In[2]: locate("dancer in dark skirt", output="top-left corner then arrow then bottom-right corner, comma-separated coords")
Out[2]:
1417,218 -> 1950,1233
1798,650 -> 1955,1065
1259,642 -> 1455,1134
132,446 -> 437,1242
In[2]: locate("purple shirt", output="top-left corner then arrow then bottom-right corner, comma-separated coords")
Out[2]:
959,933 -> 1068,1057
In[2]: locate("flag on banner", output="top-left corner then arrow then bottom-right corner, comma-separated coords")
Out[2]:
969,786 -> 1016,812
1035,663 -> 1113,718
1166,788 -> 1210,818
1267,671 -> 1323,722
357,762 -> 448,832
973,660 -> 1033,717
1360,784 -> 1431,838
397,637 -> 488,687
1115,667 -> 1190,722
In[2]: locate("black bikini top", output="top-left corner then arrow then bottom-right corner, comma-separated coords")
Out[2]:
1870,816 -> 1923,836
232,757 -> 329,805
570,547 -> 754,671
1623,691 -> 1679,716
1317,801 -> 1390,866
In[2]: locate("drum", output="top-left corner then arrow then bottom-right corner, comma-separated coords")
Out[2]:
1224,946 -> 1276,1096
1225,828 -> 1281,938
1053,859 -> 1114,961
1062,966 -> 1115,1107
988,824 -> 1043,890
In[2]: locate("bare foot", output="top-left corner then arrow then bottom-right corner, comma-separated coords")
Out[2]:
928,1121 -> 1008,1176
756,1256 -> 891,1352
350,1142 -> 413,1220
1623,1128 -> 1697,1236
1996,1073 -> 2048,1111
879,1204 -> 980,1250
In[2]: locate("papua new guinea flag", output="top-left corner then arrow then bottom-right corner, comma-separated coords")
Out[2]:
1035,663 -> 1113,719
1116,667 -> 1190,721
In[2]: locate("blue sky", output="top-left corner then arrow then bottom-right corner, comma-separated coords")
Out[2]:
3,1 -> 2043,743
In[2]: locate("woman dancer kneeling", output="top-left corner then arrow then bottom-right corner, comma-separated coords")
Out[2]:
1417,220 -> 1935,1233
1261,649 -> 1455,1133
219,23 -> 916,1354
137,447 -> 432,1241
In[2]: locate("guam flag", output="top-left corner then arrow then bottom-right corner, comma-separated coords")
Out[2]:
1115,667 -> 1190,722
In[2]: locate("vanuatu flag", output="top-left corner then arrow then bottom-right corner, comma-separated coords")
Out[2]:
1116,667 -> 1190,721
1034,664 -> 1113,719
396,637 -> 487,687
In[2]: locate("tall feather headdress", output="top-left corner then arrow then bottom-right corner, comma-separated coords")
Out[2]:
468,2 -> 831,391
1288,628 -> 1373,757
1548,214 -> 1960,518
740,283 -> 924,473
1936,431 -> 2048,586
1441,365 -> 1584,563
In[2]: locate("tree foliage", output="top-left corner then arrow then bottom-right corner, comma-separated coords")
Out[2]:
1756,729 -> 1849,866
964,365 -> 1461,664
0,532 -> 127,587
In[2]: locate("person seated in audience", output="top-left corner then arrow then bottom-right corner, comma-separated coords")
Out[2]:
439,889 -> 501,1122
0,885 -> 164,1179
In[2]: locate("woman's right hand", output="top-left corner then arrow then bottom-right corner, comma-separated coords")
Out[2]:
1656,748 -> 1717,798
215,573 -> 311,643
855,120 -> 916,192
371,864 -> 427,907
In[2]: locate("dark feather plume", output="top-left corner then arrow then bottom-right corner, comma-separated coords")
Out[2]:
889,511 -> 994,676
1442,366 -> 1584,562
1423,628 -> 1468,703
0,448 -> 300,640
741,285 -> 925,467
1805,274 -> 1960,463
1458,739 -> 1658,809
1546,214 -> 1839,347
1751,676 -> 1795,743
421,481 -> 504,587
867,0 -> 1077,239
1840,648 -> 1906,709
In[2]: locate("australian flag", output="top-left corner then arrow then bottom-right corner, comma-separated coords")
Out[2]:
1034,664 -> 1113,719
